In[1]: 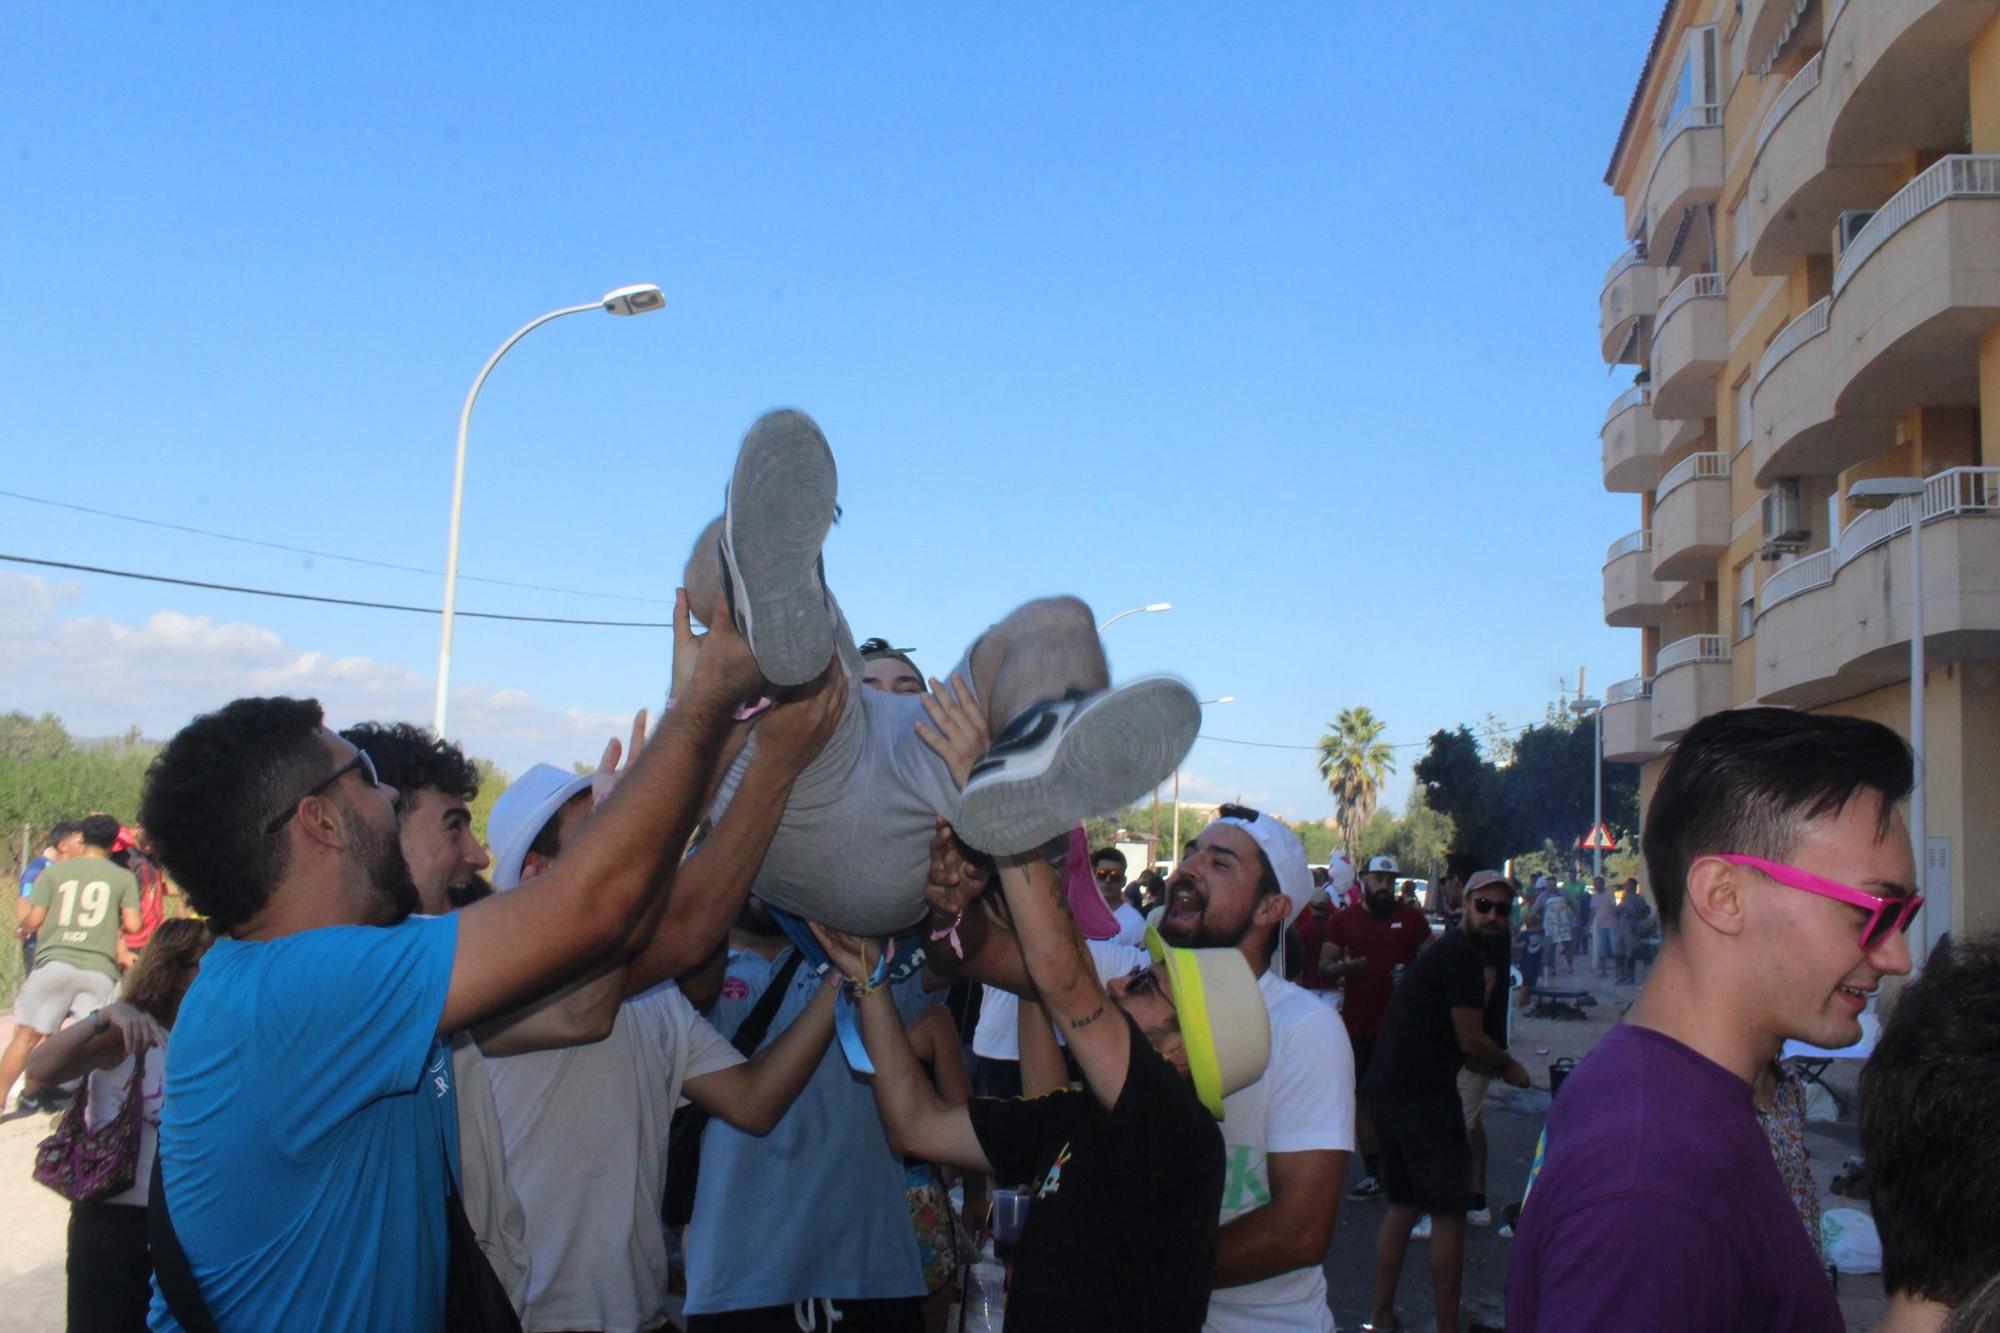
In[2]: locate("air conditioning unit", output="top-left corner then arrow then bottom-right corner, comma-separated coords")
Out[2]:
1762,479 -> 1809,550
1833,210 -> 1876,255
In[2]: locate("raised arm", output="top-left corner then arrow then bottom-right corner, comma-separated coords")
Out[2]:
682,979 -> 838,1135
994,856 -> 1131,1111
812,925 -> 992,1172
1016,995 -> 1070,1098
24,1003 -> 165,1085
439,590 -> 762,1037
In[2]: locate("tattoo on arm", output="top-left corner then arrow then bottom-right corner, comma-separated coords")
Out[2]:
1067,1005 -> 1107,1031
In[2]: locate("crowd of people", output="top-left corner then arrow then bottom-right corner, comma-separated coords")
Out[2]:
7,409 -> 1998,1332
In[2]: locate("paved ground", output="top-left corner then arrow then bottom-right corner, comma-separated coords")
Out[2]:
0,982 -> 1890,1332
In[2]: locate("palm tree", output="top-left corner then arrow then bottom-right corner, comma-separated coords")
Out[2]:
1317,706 -> 1396,856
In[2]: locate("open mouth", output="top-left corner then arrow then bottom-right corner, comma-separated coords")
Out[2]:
1835,983 -> 1876,1002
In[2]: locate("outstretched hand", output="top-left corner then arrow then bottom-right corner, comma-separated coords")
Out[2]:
923,819 -> 993,922
591,709 -> 650,805
807,920 -> 874,982
100,1003 -> 168,1059
754,660 -> 848,773
915,674 -> 989,790
677,586 -> 765,709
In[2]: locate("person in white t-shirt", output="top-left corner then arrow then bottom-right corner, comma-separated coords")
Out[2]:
1155,806 -> 1356,1333
1092,845 -> 1149,946
482,749 -> 843,1333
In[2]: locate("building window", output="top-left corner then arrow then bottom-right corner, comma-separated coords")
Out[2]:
1733,375 -> 1753,455
1736,561 -> 1757,640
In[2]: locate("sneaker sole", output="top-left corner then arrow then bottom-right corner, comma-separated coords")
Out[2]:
953,676 -> 1200,856
721,410 -> 839,687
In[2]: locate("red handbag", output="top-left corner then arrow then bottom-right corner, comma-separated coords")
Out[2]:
33,1060 -> 147,1203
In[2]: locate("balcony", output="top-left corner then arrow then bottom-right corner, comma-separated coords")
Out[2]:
1754,549 -> 1844,705
1644,104 -> 1724,262
1603,531 -> 1677,628
1651,635 -> 1733,743
1750,297 -> 1896,485
1831,469 -> 2000,684
1649,273 -> 1726,420
1602,384 -> 1667,492
1745,53 -> 1906,276
1601,677 -> 1665,763
1601,245 -> 1658,364
1824,0 -> 2000,169
1829,156 -> 2000,419
1651,451 -> 1731,581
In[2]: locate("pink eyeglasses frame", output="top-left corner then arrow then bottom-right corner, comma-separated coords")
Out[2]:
1709,853 -> 1923,951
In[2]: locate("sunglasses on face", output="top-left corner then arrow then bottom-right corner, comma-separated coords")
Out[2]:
265,749 -> 382,834
1121,964 -> 1169,1003
1711,853 -> 1923,951
1467,897 -> 1513,916
1094,867 -> 1124,882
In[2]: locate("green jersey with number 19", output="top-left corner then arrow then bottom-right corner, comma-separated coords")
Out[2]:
28,857 -> 140,979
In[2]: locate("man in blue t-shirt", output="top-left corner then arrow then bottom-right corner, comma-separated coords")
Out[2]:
683,896 -> 944,1328
136,594 -> 768,1332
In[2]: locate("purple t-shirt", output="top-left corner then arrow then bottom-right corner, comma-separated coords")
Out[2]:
1506,1024 -> 1841,1332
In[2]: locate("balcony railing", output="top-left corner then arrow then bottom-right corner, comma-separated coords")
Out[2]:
1755,52 -> 1822,158
1657,450 -> 1728,500
1605,530 -> 1652,564
1833,155 -> 2000,295
1758,547 -> 1835,615
1828,467 -> 2000,569
1651,103 -> 1723,180
1658,634 -> 1730,672
1606,382 -> 1651,424
1606,676 -> 1653,705
1655,272 -> 1725,331
1827,0 -> 1850,38
1754,297 -> 1831,386
1604,241 -> 1649,289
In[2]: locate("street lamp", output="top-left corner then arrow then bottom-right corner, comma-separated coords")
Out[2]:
1170,696 -> 1236,863
1098,602 -> 1172,633
432,284 -> 667,736
1848,475 -> 1929,958
1570,695 -> 1604,879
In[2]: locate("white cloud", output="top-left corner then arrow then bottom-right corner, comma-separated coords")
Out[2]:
0,572 -> 625,777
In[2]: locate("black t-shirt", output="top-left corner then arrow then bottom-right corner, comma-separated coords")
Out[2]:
1361,928 -> 1486,1103
1475,928 -> 1512,1048
966,1010 -> 1224,1331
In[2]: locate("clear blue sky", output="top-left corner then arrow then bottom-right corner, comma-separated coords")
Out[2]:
1,3 -> 1659,821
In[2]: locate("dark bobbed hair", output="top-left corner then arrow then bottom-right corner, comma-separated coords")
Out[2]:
1642,707 -> 1911,930
139,697 -> 331,933
1861,933 -> 2000,1308
339,721 -> 479,803
122,919 -> 216,1028
1090,846 -> 1128,872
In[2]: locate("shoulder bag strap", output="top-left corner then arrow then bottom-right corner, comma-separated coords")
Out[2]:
733,949 -> 806,1056
147,1153 -> 222,1333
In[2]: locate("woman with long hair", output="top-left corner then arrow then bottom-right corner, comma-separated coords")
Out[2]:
26,918 -> 214,1331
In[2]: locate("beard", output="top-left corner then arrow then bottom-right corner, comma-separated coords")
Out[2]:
1364,890 -> 1396,918
343,803 -> 420,925
1156,874 -> 1256,949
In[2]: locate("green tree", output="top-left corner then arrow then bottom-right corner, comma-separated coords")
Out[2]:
1316,707 -> 1395,861
467,758 -> 510,851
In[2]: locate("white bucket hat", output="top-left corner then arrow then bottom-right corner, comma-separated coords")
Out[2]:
1146,928 -> 1272,1120
487,762 -> 594,890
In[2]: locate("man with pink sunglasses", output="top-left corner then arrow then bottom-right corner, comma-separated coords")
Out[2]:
1508,706 -> 1920,1332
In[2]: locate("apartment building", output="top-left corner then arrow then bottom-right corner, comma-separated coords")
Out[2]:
1595,0 -> 2000,958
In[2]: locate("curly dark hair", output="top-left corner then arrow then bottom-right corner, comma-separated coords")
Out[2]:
138,697 -> 331,934
78,813 -> 122,851
338,721 -> 480,803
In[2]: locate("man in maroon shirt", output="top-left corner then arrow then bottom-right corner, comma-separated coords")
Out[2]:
1508,707 -> 1915,1331
1323,854 -> 1432,1199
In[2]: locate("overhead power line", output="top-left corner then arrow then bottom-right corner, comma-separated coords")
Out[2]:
0,488 -> 674,605
0,553 -> 670,629
1198,718 -> 1537,754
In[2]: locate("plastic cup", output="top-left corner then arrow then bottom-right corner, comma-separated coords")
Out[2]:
992,1186 -> 1030,1244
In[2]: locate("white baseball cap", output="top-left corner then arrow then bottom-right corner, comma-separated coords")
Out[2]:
1365,854 -> 1400,875
487,762 -> 594,890
1204,807 -> 1313,925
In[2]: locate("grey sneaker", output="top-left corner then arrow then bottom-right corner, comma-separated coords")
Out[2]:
953,677 -> 1200,856
1346,1175 -> 1385,1201
720,410 -> 840,687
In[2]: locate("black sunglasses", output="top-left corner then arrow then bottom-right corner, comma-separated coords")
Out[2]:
265,750 -> 381,834
1094,867 -> 1124,881
1122,964 -> 1167,1001
1467,897 -> 1513,916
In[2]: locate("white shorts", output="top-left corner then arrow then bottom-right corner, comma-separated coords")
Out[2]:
13,960 -> 118,1035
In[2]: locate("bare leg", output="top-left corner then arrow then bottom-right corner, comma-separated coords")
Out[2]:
0,1026 -> 46,1110
1429,1212 -> 1466,1330
964,595 -> 1109,733
1371,1203 -> 1420,1327
1356,1105 -> 1382,1180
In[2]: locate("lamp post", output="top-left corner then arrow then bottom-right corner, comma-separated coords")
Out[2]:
1570,695 -> 1604,879
432,285 -> 666,736
1170,696 -> 1235,864
1848,475 -> 1929,958
1098,602 -> 1172,633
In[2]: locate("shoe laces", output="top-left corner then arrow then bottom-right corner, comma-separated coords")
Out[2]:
792,1297 -> 845,1330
